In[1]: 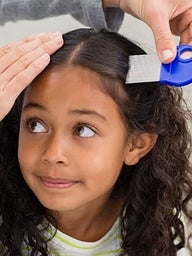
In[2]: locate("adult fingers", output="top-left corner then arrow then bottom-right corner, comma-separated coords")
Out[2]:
0,53 -> 50,121
0,32 -> 63,121
146,9 -> 176,63
171,8 -> 192,44
0,32 -> 63,73
0,33 -> 63,84
179,23 -> 192,45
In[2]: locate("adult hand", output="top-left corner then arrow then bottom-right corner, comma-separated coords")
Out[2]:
107,0 -> 192,63
0,32 -> 63,121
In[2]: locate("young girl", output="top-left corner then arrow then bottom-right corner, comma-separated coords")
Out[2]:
0,28 -> 192,256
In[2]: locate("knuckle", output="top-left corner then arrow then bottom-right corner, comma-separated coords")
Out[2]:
16,48 -> 44,69
35,33 -> 50,44
0,44 -> 27,60
12,45 -> 26,58
0,44 -> 13,57
40,42 -> 54,53
16,56 -> 30,70
14,72 -> 31,87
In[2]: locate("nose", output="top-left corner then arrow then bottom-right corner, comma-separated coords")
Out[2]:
42,133 -> 70,166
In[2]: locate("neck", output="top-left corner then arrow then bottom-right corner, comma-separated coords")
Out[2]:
48,195 -> 122,242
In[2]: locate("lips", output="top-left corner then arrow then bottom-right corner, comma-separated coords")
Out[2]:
40,176 -> 79,189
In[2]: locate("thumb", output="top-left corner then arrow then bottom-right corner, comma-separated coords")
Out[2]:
149,15 -> 177,63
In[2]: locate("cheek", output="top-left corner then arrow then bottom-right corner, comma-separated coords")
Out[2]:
78,145 -> 125,185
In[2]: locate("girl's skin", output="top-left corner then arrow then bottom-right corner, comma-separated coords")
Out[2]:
18,65 -> 157,242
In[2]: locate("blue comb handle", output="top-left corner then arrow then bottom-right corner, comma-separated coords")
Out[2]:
160,45 -> 192,87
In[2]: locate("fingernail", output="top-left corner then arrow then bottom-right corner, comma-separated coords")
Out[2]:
38,53 -> 50,65
161,49 -> 174,62
51,33 -> 63,46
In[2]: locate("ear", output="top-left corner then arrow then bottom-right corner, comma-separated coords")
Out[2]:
124,133 -> 158,165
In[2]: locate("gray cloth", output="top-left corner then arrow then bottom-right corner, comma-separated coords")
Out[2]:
0,0 -> 124,31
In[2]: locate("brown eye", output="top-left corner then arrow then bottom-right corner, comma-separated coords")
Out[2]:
27,120 -> 47,133
74,125 -> 95,137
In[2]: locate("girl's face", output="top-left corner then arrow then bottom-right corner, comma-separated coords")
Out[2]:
18,66 -> 132,214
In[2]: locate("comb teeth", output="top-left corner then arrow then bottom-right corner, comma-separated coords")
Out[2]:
126,54 -> 161,84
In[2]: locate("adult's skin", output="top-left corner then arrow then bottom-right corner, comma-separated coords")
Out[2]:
0,0 -> 192,63
114,0 -> 192,62
0,32 -> 63,121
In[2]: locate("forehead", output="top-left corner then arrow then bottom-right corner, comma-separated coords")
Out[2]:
23,65 -> 122,119
24,65 -> 102,100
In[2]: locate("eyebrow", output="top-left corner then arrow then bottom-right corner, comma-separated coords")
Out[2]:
68,109 -> 107,121
22,102 -> 107,121
22,102 -> 47,112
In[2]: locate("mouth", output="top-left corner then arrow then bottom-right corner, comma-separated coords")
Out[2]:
40,176 -> 79,189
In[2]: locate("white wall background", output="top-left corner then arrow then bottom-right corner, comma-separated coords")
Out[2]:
0,13 -> 191,109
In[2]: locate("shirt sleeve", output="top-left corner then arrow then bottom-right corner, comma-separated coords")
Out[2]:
0,0 -> 124,31
72,0 -> 124,31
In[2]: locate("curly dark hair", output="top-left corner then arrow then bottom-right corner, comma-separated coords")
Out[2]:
0,28 -> 192,256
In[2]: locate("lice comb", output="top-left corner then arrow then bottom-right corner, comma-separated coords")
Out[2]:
126,44 -> 192,87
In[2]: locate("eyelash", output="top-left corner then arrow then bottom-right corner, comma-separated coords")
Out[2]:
23,118 -> 98,137
73,123 -> 97,137
24,118 -> 47,133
